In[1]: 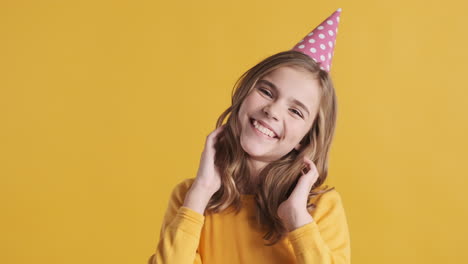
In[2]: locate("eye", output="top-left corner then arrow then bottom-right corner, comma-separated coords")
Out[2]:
290,109 -> 303,118
258,88 -> 273,98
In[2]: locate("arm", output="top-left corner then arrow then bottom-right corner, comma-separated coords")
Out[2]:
149,125 -> 224,263
148,178 -> 209,264
288,189 -> 351,264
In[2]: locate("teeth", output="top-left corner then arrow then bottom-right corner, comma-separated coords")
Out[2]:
253,120 -> 276,138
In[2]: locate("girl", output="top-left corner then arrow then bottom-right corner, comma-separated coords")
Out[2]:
150,8 -> 350,264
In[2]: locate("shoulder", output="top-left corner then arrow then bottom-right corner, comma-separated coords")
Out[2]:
159,178 -> 199,236
317,187 -> 344,204
309,185 -> 343,202
173,177 -> 196,192
168,177 -> 197,205
308,186 -> 346,219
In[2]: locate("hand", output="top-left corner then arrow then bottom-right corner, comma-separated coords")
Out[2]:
277,156 -> 319,232
191,124 -> 226,195
183,124 -> 226,215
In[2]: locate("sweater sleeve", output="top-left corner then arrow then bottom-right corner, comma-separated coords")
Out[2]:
148,178 -> 205,264
287,188 -> 351,264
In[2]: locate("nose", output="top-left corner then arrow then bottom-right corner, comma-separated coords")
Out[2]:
262,102 -> 280,121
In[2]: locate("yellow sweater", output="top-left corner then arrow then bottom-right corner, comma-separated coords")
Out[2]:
149,178 -> 351,264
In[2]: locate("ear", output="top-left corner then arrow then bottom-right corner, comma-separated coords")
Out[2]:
294,143 -> 302,151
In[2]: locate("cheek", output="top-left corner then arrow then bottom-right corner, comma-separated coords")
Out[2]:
288,124 -> 309,142
247,93 -> 267,108
241,95 -> 262,112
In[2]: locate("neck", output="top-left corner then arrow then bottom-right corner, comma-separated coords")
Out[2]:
240,158 -> 268,195
247,158 -> 268,179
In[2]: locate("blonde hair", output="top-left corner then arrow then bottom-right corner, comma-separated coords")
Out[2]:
207,50 -> 337,245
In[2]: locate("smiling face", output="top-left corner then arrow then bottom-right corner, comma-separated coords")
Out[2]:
237,65 -> 322,171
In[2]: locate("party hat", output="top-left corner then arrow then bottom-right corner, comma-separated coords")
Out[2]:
291,8 -> 342,72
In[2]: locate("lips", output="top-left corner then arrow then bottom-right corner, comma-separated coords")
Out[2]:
250,118 -> 280,139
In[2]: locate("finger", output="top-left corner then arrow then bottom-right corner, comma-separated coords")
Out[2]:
303,159 -> 319,193
210,124 -> 227,138
290,158 -> 318,198
303,157 -> 318,179
207,124 -> 226,140
206,124 -> 227,150
288,174 -> 313,205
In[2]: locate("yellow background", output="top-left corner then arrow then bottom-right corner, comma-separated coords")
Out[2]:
1,0 -> 467,263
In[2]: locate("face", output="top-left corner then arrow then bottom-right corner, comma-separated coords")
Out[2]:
237,66 -> 322,169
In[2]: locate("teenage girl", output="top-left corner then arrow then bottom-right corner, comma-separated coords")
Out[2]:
149,8 -> 350,264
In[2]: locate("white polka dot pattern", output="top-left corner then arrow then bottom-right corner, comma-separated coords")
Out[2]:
292,8 -> 342,73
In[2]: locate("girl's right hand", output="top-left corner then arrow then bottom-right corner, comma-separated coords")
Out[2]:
191,124 -> 226,195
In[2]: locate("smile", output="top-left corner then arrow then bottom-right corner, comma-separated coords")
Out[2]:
250,118 -> 278,141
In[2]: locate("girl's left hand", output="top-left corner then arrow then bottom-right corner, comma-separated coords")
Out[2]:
277,156 -> 319,232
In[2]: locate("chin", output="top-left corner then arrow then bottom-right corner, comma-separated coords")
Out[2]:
240,137 -> 264,156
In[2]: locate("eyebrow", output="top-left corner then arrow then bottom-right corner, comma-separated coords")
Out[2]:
257,79 -> 311,116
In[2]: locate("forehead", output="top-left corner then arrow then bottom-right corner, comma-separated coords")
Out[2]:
258,66 -> 321,112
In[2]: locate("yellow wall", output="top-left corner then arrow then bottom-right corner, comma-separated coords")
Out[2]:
1,0 -> 467,263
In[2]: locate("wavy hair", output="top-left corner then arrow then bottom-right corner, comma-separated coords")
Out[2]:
206,50 -> 338,245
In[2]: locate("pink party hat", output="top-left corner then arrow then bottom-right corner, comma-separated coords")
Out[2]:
291,8 -> 342,73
